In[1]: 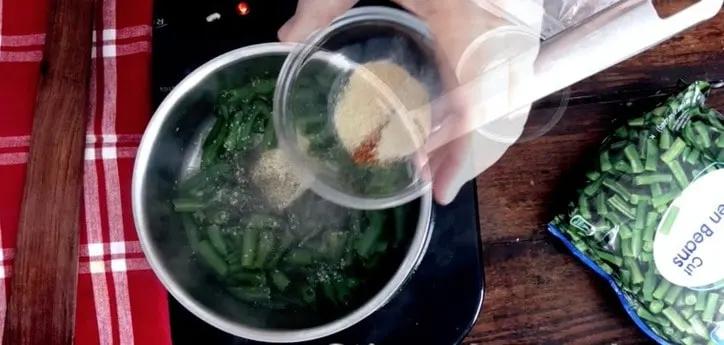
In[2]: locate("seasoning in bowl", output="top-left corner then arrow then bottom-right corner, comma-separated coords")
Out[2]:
333,60 -> 432,166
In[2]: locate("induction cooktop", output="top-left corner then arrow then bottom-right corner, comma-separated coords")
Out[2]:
151,1 -> 485,344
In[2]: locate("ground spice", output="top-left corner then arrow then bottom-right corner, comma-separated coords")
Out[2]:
352,131 -> 382,165
333,60 -> 432,165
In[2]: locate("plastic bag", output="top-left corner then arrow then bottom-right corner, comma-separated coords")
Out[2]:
549,81 -> 724,345
541,0 -> 622,37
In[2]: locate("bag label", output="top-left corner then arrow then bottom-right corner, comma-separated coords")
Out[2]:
653,169 -> 724,289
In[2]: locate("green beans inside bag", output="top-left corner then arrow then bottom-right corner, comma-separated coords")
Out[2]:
548,81 -> 724,345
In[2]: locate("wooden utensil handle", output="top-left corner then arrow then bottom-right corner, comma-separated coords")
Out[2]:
2,0 -> 95,343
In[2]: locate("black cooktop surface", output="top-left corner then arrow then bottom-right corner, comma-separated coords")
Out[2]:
152,1 -> 485,344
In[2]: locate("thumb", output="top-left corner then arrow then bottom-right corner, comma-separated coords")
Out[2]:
278,0 -> 359,42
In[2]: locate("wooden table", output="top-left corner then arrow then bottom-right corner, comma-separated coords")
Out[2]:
466,7 -> 724,345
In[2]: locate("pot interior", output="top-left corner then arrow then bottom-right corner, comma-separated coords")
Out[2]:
137,49 -> 426,334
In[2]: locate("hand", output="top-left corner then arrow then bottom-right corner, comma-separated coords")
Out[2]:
279,0 -> 543,205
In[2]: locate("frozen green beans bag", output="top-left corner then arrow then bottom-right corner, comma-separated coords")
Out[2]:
549,81 -> 724,345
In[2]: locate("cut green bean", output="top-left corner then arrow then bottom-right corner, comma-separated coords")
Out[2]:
586,170 -> 601,181
662,307 -> 689,333
207,225 -> 228,256
596,250 -> 623,266
680,306 -> 695,320
664,285 -> 684,305
578,195 -> 592,219
254,231 -> 275,268
198,241 -> 229,277
602,178 -> 632,201
642,269 -> 657,300
227,286 -> 271,304
684,292 -> 697,306
653,280 -> 672,300
628,117 -> 645,127
607,195 -> 636,219
688,314 -> 708,339
583,178 -> 603,197
241,227 -> 259,268
685,149 -> 701,165
653,192 -> 679,210
600,151 -> 613,172
659,206 -> 680,235
624,144 -> 645,173
702,293 -> 719,323
694,122 -> 712,148
650,300 -> 665,314
661,137 -> 688,163
651,183 -> 664,198
173,198 -> 206,213
634,174 -> 673,185
645,140 -> 659,171
355,212 -> 385,258
271,270 -> 291,291
630,194 -> 651,204
664,160 -> 689,189
634,201 -> 647,230
285,248 -> 314,265
619,225 -> 633,240
594,193 -> 608,216
181,214 -> 201,251
660,129 -> 672,150
625,258 -> 644,285
716,134 -> 724,148
695,291 -> 707,312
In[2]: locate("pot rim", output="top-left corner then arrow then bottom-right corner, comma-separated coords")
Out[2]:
131,42 -> 433,343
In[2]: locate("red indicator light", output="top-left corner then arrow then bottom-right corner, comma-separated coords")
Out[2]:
236,2 -> 250,16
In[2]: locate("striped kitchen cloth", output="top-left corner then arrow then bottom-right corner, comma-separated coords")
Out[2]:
0,0 -> 172,344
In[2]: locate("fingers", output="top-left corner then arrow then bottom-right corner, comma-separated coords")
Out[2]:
278,0 -> 359,42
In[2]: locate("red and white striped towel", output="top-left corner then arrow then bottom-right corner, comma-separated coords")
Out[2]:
0,0 -> 171,344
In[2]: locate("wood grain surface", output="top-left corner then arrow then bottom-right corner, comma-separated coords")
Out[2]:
2,0 -> 95,343
466,5 -> 724,345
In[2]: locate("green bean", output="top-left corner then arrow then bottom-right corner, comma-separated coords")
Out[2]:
254,231 -> 275,268
173,198 -> 206,213
694,122 -> 712,148
583,178 -> 603,197
650,300 -> 665,313
578,195 -> 592,219
683,292 -> 698,306
660,128 -> 672,149
662,307 -> 689,333
227,286 -> 271,304
619,224 -> 633,240
684,149 -> 701,165
625,258 -> 644,285
664,160 -> 689,189
634,174 -> 673,185
680,306 -> 695,320
586,170 -> 601,181
621,237 -> 634,258
228,271 -> 265,286
630,194 -> 651,204
661,137 -> 688,163
628,117 -> 645,127
614,160 -> 633,174
322,281 -> 337,305
653,192 -> 679,210
271,270 -> 291,291
634,201 -> 647,230
323,231 -> 348,261
602,178 -> 631,201
651,183 -> 664,198
262,118 -> 277,149
665,285 -> 684,305
285,248 -> 314,265
202,122 -> 230,166
642,269 -> 658,301
355,212 -> 385,258
623,144 -> 645,173
600,151 -> 613,172
300,285 -> 316,304
182,214 -> 201,251
607,195 -> 635,219
695,291 -> 707,312
198,241 -> 228,277
659,206 -> 680,235
645,139 -> 659,171
596,250 -> 623,266
207,225 -> 228,256
653,280 -> 672,300
702,293 -> 719,323
716,134 -> 724,148
688,314 -> 708,339
681,336 -> 696,345
241,227 -> 259,268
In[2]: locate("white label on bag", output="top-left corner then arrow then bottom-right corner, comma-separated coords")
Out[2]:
653,169 -> 724,289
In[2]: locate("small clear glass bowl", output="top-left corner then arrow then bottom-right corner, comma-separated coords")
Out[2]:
273,7 -> 442,210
